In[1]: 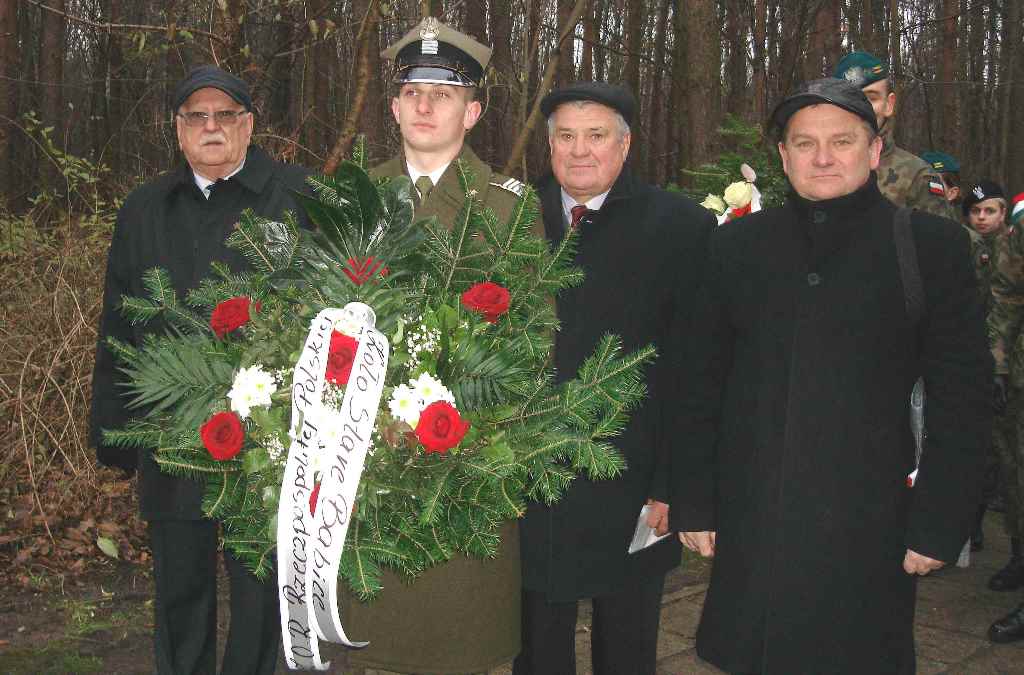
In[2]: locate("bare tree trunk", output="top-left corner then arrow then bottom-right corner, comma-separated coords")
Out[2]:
39,0 -> 66,129
805,0 -> 827,80
593,0 -> 606,80
0,0 -> 20,192
503,0 -> 588,175
753,0 -> 767,122
623,0 -> 643,93
213,0 -> 245,71
938,0 -> 958,151
669,0 -> 688,184
861,0 -> 875,54
324,0 -> 379,174
778,0 -> 807,97
649,0 -> 671,183
357,0 -> 385,163
997,0 -> 1021,185
682,0 -> 719,170
888,0 -> 901,78
724,0 -> 746,116
580,0 -> 595,81
556,0 -> 578,86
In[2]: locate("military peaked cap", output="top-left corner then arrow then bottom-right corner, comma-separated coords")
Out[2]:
381,17 -> 491,87
921,151 -> 960,175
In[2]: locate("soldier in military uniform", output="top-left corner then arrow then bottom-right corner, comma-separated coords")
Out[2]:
922,150 -> 963,209
962,181 -> 1009,553
339,17 -> 524,675
834,52 -> 958,220
986,191 -> 1024,643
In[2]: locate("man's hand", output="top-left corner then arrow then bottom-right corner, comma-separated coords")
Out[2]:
645,499 -> 670,536
680,531 -> 716,557
903,549 -> 945,575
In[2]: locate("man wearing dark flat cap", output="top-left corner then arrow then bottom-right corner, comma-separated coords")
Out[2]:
676,78 -> 991,674
89,65 -> 311,674
512,81 -> 715,675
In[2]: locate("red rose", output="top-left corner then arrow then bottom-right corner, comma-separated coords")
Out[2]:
415,401 -> 470,454
200,411 -> 244,460
461,281 -> 511,323
309,483 -> 320,516
326,331 -> 359,385
210,296 -> 258,338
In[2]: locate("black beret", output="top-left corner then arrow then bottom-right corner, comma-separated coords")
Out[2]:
171,65 -> 252,112
540,82 -> 636,126
771,78 -> 878,135
962,179 -> 1006,216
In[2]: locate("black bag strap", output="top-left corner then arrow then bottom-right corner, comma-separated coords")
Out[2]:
893,207 -> 924,323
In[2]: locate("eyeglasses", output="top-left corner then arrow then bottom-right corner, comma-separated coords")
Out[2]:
177,110 -> 249,127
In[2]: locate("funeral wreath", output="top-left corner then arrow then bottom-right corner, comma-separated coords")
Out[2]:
100,143 -> 654,667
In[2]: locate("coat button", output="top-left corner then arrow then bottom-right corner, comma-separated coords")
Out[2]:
807,272 -> 821,286
812,210 -> 827,224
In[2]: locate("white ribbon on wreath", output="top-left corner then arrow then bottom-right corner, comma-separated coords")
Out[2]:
275,303 -> 390,670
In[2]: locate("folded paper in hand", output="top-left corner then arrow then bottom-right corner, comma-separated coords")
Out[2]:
628,504 -> 672,554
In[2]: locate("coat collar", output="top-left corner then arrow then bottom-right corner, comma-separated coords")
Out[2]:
172,145 -> 275,197
785,174 -> 885,262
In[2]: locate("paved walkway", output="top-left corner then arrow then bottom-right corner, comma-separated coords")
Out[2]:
318,513 -> 1024,674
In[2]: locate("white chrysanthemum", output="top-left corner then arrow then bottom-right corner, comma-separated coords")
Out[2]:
411,371 -> 455,407
228,365 -> 277,419
388,383 -> 420,426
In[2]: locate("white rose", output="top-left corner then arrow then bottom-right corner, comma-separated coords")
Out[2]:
723,181 -> 753,209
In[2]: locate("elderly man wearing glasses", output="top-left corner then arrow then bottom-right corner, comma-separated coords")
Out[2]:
89,65 -> 312,675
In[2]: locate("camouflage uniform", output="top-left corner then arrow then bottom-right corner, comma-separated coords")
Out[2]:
876,122 -> 959,221
988,225 -> 1024,539
975,231 -> 1006,512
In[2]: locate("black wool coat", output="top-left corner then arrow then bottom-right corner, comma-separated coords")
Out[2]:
89,146 -> 312,520
521,167 -> 716,601
676,178 -> 992,674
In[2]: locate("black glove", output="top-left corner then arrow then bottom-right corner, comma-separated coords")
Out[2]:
994,374 -> 1009,413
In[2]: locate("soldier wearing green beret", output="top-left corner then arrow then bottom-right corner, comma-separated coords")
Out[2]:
340,16 -> 524,675
834,52 -> 958,221
922,150 -> 963,207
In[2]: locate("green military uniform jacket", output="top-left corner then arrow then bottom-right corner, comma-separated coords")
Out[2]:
876,122 -> 958,221
371,143 -> 527,229
342,142 -> 525,675
989,226 -> 1024,382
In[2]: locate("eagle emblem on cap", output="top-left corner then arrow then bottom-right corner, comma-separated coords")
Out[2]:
420,17 -> 440,55
844,66 -> 865,86
974,186 -> 986,199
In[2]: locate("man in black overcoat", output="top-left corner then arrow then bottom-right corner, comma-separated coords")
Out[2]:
512,82 -> 716,675
677,78 -> 992,674
89,66 -> 311,674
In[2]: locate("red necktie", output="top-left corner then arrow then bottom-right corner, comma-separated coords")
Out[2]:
570,204 -> 590,229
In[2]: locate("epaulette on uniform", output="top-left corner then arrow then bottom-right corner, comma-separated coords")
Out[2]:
491,177 -> 526,197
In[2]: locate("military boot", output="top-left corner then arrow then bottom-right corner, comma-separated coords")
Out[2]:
989,603 -> 1024,643
989,538 -> 1024,591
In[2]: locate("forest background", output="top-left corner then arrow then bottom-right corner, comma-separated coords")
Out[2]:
1,0 -> 1023,589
